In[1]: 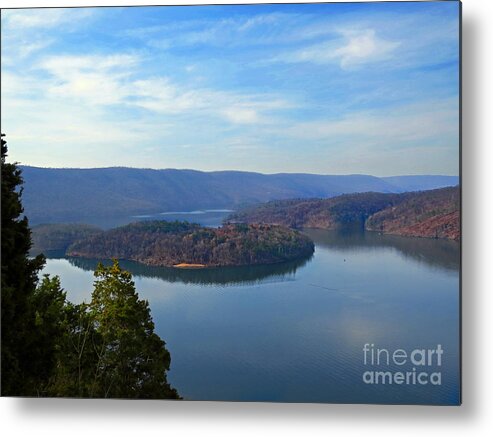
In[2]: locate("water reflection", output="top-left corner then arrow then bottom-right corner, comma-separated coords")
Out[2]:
303,228 -> 460,271
38,228 -> 459,288
64,254 -> 313,287
39,227 -> 460,404
73,210 -> 233,230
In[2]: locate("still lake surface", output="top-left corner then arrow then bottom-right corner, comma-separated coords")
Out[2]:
40,211 -> 460,404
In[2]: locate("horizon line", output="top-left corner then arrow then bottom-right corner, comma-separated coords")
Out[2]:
18,164 -> 459,179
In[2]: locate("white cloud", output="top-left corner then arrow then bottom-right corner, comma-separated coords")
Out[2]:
132,78 -> 212,113
237,13 -> 287,32
2,8 -> 93,30
128,13 -> 328,50
3,9 -> 67,29
131,77 -> 293,125
335,29 -> 400,68
31,52 -> 293,124
1,87 -> 165,168
38,54 -> 139,105
221,107 -> 259,124
17,39 -> 55,59
275,29 -> 400,69
1,9 -> 96,67
1,71 -> 44,97
276,99 -> 458,148
0,6 -> 459,174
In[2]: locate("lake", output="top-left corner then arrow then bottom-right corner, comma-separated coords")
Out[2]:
39,212 -> 460,404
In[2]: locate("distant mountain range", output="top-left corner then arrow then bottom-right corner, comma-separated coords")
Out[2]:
19,166 -> 459,224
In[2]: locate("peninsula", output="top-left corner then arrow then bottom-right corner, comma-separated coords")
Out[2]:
66,221 -> 314,268
227,186 -> 460,241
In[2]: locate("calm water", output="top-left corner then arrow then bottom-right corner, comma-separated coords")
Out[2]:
39,214 -> 460,404
73,209 -> 236,229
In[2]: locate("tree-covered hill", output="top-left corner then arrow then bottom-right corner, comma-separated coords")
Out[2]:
227,192 -> 406,229
67,221 -> 315,267
31,223 -> 103,253
365,186 -> 460,240
20,165 -> 458,224
227,186 -> 460,241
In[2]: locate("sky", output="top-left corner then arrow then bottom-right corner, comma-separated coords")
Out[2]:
1,2 -> 460,176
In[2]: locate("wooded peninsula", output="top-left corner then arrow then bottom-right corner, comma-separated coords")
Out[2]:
227,186 -> 460,241
65,221 -> 315,268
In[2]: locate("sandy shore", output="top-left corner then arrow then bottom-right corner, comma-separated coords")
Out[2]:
173,263 -> 207,269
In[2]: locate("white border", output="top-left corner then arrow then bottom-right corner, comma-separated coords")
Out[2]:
1,0 -> 493,436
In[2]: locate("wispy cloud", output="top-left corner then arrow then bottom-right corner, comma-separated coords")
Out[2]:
221,108 -> 260,124
39,54 -> 139,105
125,12 -> 349,50
1,8 -> 96,66
274,29 -> 400,69
2,8 -> 94,30
32,52 -> 294,124
279,99 -> 458,145
132,76 -> 292,123
1,3 -> 459,174
335,29 -> 400,68
16,39 -> 55,59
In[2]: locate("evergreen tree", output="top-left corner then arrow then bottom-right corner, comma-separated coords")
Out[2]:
29,275 -> 73,395
44,295 -> 98,398
46,261 -> 180,399
86,260 -> 179,399
1,135 -> 179,398
1,134 -> 45,395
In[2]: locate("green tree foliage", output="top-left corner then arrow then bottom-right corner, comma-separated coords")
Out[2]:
1,135 -> 178,398
28,275 -> 75,395
1,134 -> 45,395
43,261 -> 179,399
86,261 -> 179,398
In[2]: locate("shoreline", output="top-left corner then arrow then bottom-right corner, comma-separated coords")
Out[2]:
173,263 -> 207,269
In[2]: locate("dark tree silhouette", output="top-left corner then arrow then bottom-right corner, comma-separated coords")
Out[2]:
1,135 -> 180,398
1,134 -> 45,395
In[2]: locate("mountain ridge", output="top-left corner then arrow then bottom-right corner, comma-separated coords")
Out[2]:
227,186 -> 460,241
19,165 -> 459,225
21,164 -> 458,178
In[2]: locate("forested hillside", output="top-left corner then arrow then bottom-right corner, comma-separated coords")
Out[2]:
365,187 -> 460,240
227,192 -> 406,229
67,221 -> 315,267
31,223 -> 102,252
227,186 -> 460,241
20,166 -> 458,224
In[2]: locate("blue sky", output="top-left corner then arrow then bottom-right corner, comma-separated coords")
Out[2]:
1,2 -> 460,175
